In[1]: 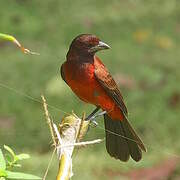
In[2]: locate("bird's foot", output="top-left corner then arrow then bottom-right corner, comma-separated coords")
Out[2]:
89,111 -> 107,127
90,120 -> 98,127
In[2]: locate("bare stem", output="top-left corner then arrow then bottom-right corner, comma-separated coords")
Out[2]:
41,95 -> 56,147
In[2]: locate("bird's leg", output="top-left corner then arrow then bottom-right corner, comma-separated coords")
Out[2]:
86,107 -> 107,127
89,111 -> 107,127
85,106 -> 100,121
94,110 -> 107,118
89,111 -> 107,121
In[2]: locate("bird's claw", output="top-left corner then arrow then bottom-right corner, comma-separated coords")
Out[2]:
88,110 -> 107,128
90,120 -> 98,127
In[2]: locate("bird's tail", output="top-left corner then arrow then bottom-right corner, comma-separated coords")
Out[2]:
104,114 -> 146,162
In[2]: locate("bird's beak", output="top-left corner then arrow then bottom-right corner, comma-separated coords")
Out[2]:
89,41 -> 111,53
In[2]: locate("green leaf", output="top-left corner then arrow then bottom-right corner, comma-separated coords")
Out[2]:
16,154 -> 30,161
6,171 -> 41,179
0,149 -> 6,170
4,146 -> 15,159
0,169 -> 7,177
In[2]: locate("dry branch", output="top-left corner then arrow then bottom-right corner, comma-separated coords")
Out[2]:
41,95 -> 103,180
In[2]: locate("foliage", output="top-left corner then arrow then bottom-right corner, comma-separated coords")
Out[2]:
0,145 -> 41,180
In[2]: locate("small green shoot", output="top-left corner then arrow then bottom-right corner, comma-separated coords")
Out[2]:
0,145 -> 41,180
0,33 -> 39,55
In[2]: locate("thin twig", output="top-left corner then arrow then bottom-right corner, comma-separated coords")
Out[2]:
41,95 -> 56,146
57,139 -> 104,148
43,148 -> 56,180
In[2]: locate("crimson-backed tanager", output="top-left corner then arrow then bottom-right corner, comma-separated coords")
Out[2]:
61,34 -> 146,162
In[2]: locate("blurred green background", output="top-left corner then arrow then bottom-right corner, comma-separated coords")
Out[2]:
0,0 -> 180,179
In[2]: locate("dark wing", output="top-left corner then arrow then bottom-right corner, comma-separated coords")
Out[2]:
94,59 -> 128,117
60,63 -> 67,83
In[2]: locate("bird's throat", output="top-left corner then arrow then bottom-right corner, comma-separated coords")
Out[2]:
67,48 -> 95,64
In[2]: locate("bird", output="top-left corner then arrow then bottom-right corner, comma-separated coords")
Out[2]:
61,34 -> 146,162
